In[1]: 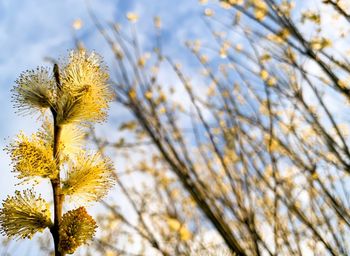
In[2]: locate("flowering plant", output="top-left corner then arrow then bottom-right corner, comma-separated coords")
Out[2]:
0,49 -> 115,255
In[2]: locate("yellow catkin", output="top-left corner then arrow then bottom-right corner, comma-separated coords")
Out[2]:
126,12 -> 139,23
12,67 -> 55,115
253,0 -> 268,21
5,132 -> 57,180
59,207 -> 96,254
166,217 -> 192,241
0,190 -> 52,239
154,16 -> 161,29
62,152 -> 115,203
260,69 -> 269,81
56,49 -> 114,125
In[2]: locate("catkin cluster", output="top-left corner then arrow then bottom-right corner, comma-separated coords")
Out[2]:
0,49 -> 115,255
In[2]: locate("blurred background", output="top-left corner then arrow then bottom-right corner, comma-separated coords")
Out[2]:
2,0 -> 350,255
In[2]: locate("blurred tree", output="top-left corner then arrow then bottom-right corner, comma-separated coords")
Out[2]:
44,0 -> 350,255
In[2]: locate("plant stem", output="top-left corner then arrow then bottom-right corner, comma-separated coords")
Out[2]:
50,119 -> 63,256
50,63 -> 64,256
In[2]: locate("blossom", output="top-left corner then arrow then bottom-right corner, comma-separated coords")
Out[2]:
12,67 -> 55,115
166,217 -> 192,241
253,0 -> 268,21
12,49 -> 114,125
228,0 -> 243,4
38,119 -> 85,158
126,12 -> 139,23
0,190 -> 52,239
55,49 -> 114,125
154,16 -> 161,29
59,207 -> 96,254
260,69 -> 269,81
72,19 -> 83,30
5,132 -> 57,181
62,152 -> 115,203
5,48 -> 113,254
267,76 -> 277,86
204,8 -> 214,17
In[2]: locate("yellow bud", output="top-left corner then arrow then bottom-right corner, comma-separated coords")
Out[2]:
72,19 -> 83,30
267,76 -> 277,86
129,89 -> 137,100
220,2 -> 231,9
154,16 -> 161,29
260,69 -> 269,80
200,54 -> 209,64
235,44 -> 243,51
229,0 -> 243,5
145,91 -> 153,99
204,8 -> 214,16
126,12 -> 139,23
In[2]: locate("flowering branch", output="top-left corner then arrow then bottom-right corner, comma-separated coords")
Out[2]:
0,49 -> 115,255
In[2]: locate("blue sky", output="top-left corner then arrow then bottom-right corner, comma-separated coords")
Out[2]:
1,0 -> 343,254
0,0 -> 209,254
